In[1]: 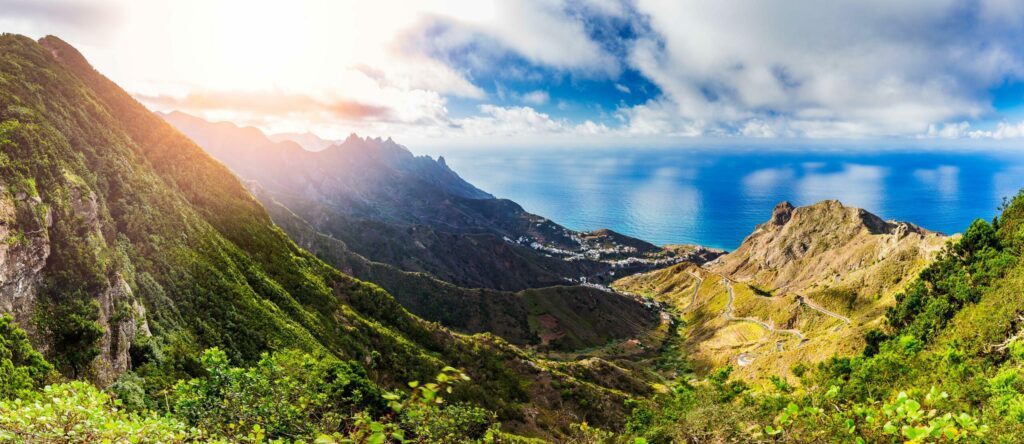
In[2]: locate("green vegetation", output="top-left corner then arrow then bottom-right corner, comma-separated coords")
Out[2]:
613,190 -> 1024,442
0,315 -> 55,400
0,327 -> 502,443
0,381 -> 193,442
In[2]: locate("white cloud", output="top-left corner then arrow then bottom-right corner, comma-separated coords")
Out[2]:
444,105 -> 617,140
971,121 -> 1024,139
519,90 -> 550,106
405,0 -> 619,75
457,105 -> 565,136
618,0 -> 1024,138
740,120 -> 780,138
11,0 -> 1024,144
921,120 -> 1024,140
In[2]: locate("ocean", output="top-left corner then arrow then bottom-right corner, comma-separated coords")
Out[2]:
418,147 -> 1024,251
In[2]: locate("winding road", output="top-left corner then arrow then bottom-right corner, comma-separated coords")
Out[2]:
796,294 -> 852,328
683,270 -> 704,311
722,279 -> 807,344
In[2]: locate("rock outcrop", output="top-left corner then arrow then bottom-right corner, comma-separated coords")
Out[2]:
0,187 -> 51,347
709,199 -> 950,297
0,181 -> 150,384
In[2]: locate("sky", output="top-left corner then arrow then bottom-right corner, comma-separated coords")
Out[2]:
3,0 -> 1024,149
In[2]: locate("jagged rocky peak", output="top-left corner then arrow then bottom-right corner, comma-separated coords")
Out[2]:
771,201 -> 795,225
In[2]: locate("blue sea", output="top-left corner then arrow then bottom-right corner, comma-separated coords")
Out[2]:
417,147 -> 1024,251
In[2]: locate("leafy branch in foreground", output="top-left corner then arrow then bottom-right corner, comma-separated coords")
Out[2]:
763,387 -> 987,443
319,366 -> 499,444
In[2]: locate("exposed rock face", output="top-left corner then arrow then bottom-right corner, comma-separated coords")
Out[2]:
0,182 -> 150,384
710,199 -> 950,296
770,201 -> 794,226
0,189 -> 51,348
68,186 -> 150,384
94,276 -> 150,383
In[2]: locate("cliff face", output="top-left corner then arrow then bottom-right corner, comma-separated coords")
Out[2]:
0,189 -> 50,343
0,167 -> 148,384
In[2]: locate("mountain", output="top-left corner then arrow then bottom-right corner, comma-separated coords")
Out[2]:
9,31 -> 1024,443
267,131 -> 337,151
0,33 -> 658,437
160,110 -> 715,293
709,200 -> 949,297
614,200 -> 951,378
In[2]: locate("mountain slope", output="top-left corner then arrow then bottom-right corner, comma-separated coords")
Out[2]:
161,111 -> 711,292
614,200 -> 951,379
259,188 -> 664,352
0,33 -> 654,437
160,111 -> 668,352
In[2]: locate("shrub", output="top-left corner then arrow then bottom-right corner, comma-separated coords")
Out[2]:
0,315 -> 55,400
0,381 -> 193,442
172,348 -> 385,441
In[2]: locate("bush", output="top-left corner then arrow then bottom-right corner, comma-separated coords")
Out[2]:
172,348 -> 385,441
0,381 -> 193,442
0,315 -> 55,400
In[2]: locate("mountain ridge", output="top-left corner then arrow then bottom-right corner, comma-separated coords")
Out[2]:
160,110 -> 712,290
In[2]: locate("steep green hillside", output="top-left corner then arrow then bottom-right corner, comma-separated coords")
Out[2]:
259,190 -> 664,353
0,33 -> 653,438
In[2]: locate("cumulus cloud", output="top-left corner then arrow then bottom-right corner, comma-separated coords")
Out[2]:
401,0 -> 620,76
453,105 -> 614,137
616,0 -> 1024,138
11,0 -> 1024,144
970,121 -> 1024,139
